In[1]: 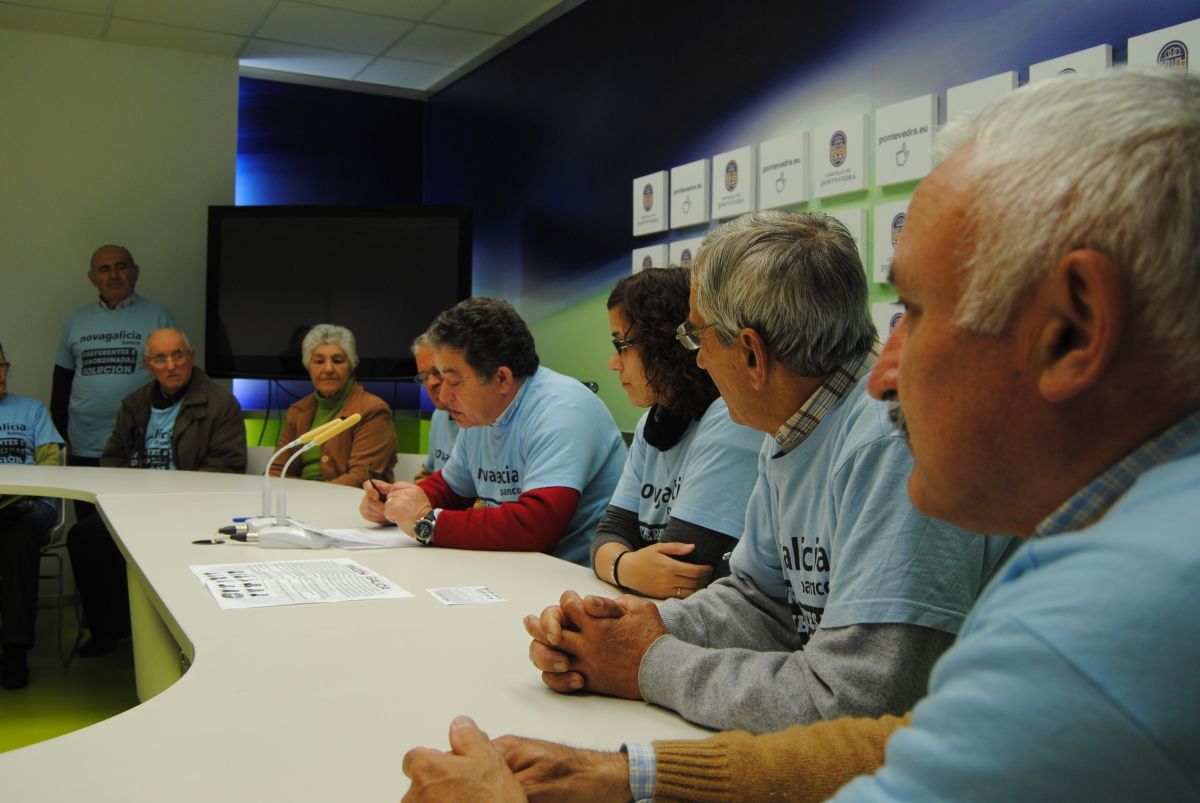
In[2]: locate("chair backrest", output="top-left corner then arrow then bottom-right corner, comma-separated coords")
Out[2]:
41,445 -> 69,550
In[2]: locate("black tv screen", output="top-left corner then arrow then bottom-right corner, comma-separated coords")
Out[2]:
205,205 -> 472,379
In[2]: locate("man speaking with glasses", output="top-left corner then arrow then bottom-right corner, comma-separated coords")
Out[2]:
525,211 -> 1016,734
67,327 -> 246,657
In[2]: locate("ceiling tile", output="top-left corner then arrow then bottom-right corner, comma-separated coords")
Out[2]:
257,1 -> 413,54
428,0 -> 562,35
241,38 -> 373,80
107,18 -> 244,57
0,0 -> 109,13
113,0 -> 274,36
356,55 -> 453,91
0,4 -> 103,38
300,0 -> 440,20
386,22 -> 500,65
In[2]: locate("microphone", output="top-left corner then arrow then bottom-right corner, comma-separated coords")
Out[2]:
258,414 -> 362,549
250,416 -> 347,530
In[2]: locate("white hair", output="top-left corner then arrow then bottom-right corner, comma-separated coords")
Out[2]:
301,324 -> 358,371
143,328 -> 191,358
410,332 -> 431,358
693,211 -> 876,376
937,68 -> 1200,381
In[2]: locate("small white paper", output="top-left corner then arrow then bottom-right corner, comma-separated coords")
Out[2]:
306,524 -> 418,549
427,586 -> 506,605
191,558 -> 412,610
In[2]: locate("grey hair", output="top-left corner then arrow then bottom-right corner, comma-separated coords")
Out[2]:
693,211 -> 876,376
143,328 -> 191,358
301,323 -> 359,371
937,69 -> 1200,381
410,331 -> 431,358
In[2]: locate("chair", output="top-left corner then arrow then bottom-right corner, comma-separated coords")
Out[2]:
37,451 -> 79,666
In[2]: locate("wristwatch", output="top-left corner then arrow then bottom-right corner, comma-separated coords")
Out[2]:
412,508 -> 439,545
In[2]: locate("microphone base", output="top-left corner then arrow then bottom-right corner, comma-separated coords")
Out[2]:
258,524 -> 332,550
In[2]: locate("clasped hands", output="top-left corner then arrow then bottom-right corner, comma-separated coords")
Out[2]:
524,590 -> 669,700
359,479 -> 432,535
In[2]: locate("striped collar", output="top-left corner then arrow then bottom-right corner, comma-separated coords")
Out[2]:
1036,410 -> 1200,537
773,341 -> 879,456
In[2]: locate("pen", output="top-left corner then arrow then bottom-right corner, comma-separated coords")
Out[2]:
370,479 -> 388,503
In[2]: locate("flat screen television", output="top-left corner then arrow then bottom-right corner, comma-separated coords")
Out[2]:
205,205 -> 472,379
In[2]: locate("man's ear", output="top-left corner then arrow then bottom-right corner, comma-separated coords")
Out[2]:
494,365 -> 515,393
739,328 -> 770,390
1036,249 -> 1126,403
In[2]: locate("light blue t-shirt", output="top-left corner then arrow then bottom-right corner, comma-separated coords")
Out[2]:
730,378 -> 1016,643
423,409 -> 459,473
441,366 -> 627,566
833,431 -> 1200,802
142,401 -> 181,470
609,398 -> 761,540
54,294 -> 176,457
0,393 -> 64,512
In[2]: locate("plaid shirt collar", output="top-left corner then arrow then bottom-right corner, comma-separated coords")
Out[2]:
98,292 -> 137,311
1036,409 -> 1200,537
773,341 -> 880,456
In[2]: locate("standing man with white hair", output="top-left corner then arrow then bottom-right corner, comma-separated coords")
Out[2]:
399,69 -> 1200,803
50,245 -> 175,478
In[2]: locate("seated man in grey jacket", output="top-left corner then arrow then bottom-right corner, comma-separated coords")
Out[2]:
526,211 -> 1017,733
68,327 -> 246,657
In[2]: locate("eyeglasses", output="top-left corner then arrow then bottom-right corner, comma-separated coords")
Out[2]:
675,321 -> 717,351
148,350 -> 189,367
414,369 -> 442,384
611,336 -> 640,354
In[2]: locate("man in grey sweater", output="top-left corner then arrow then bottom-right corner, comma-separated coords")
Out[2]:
525,211 -> 1015,733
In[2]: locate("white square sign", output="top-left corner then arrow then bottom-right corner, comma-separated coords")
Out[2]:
826,208 -> 866,265
873,199 -> 911,284
872,302 -> 906,342
633,171 -> 669,236
1128,18 -> 1199,72
711,146 -> 756,219
632,244 -> 667,274
814,114 -> 867,199
946,72 -> 1018,122
669,236 -> 705,269
670,159 -> 710,229
758,132 -> 809,209
873,95 -> 936,187
1029,44 -> 1112,82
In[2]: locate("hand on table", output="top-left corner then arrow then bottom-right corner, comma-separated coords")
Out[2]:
497,735 -> 632,803
524,590 -> 668,699
618,542 -> 713,600
402,716 -> 526,803
359,479 -> 432,534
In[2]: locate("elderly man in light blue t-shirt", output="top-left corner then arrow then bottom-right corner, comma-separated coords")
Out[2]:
522,211 -> 1015,734
50,244 -> 175,473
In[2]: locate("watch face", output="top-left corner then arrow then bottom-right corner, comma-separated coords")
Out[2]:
413,513 -> 435,544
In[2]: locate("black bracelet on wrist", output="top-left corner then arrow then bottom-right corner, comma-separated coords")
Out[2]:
611,549 -> 631,589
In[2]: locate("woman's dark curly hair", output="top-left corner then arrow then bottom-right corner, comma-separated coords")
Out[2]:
608,267 -> 719,420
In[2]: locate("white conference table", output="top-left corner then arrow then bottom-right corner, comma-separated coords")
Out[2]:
0,465 -> 710,801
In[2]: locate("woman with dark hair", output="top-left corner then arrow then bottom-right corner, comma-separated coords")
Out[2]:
592,267 -> 761,599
